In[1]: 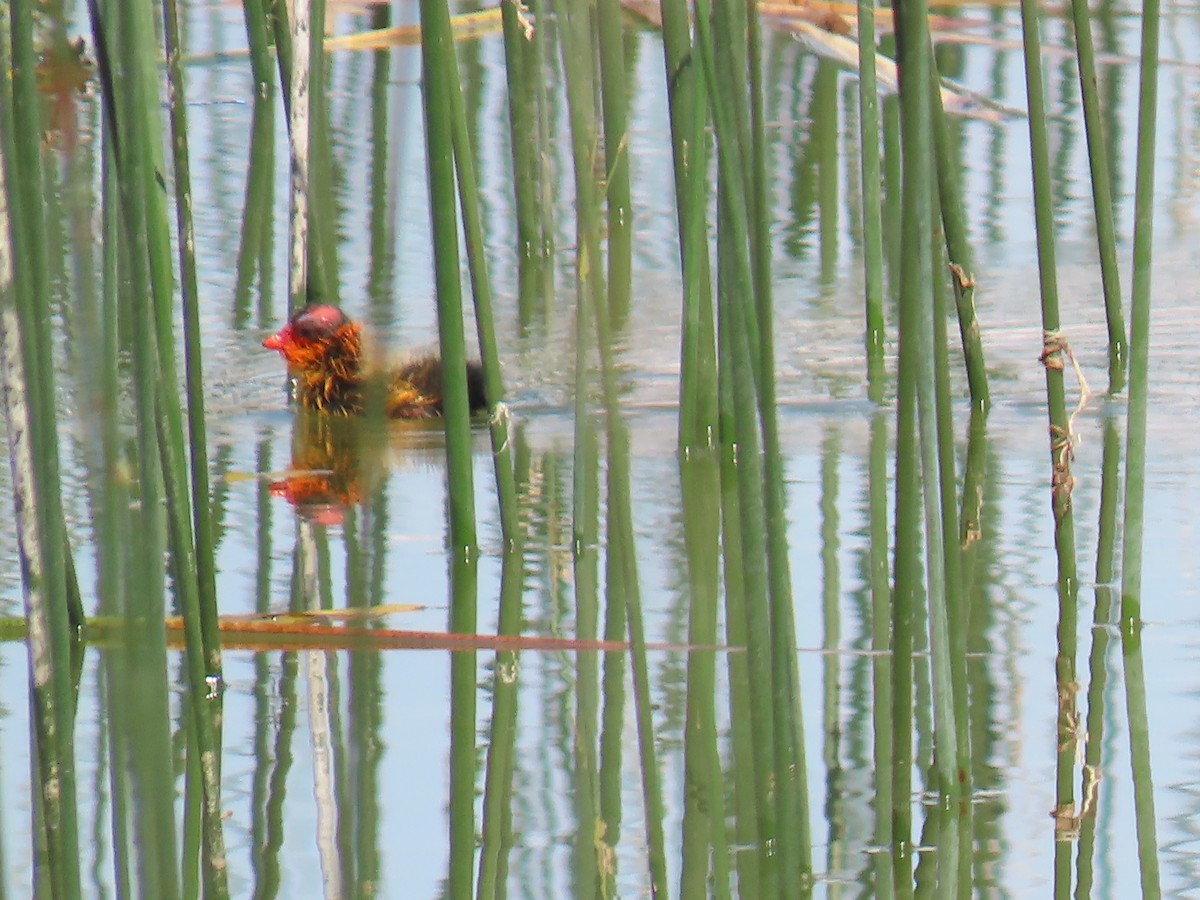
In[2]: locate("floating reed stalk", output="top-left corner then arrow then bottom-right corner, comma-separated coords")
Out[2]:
1119,2 -> 1162,893
1069,0 -> 1127,389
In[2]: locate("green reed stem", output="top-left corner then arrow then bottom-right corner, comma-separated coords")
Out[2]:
439,13 -> 521,548
598,550 -> 628,900
572,438 -> 602,899
477,549 -> 524,900
1076,417 -> 1119,897
596,0 -> 632,328
679,452 -> 726,894
698,0 -> 811,883
1119,0 -> 1160,631
234,95 -> 276,328
869,410 -> 895,896
5,0 -> 82,630
162,0 -> 220,676
928,58 -> 988,412
500,0 -> 541,263
958,410 -> 987,620
241,0 -> 275,92
1069,0 -> 1127,389
1119,3 -> 1161,894
857,0 -> 886,388
306,0 -> 339,298
420,0 -> 478,553
659,0 -> 717,450
895,0 -> 960,803
447,552 -> 479,897
112,0 -> 230,890
744,6 -> 812,877
1018,0 -> 1077,543
96,93 -> 146,899
716,444 -> 762,895
931,207 -> 970,789
891,345 -> 918,896
1,8 -> 82,893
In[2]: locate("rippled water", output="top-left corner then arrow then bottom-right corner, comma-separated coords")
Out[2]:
4,3 -> 1200,896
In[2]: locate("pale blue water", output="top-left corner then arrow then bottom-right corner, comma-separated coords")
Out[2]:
3,2 -> 1200,897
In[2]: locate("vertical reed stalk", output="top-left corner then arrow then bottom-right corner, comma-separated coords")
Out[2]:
1075,416 -> 1119,895
476,549 -> 524,900
598,563 -> 628,900
716,446 -> 761,894
97,132 -> 136,900
234,95 -> 276,327
1018,9 -> 1085,891
679,453 -> 726,895
928,60 -> 988,411
1018,0 -> 1078,569
447,554 -> 479,897
930,205 -> 971,788
895,0 -> 964,810
1,6 -> 81,891
743,8 -> 811,878
439,10 -> 521,547
868,410 -> 894,895
554,2 -> 669,890
596,0 -> 632,328
419,0 -> 478,554
857,0 -> 886,390
1069,0 -> 1127,389
286,0 -> 311,307
1119,2 -> 1161,894
106,0 -> 230,887
695,0 -> 813,884
659,0 -> 717,449
500,0 -> 541,264
572,436 -> 601,899
241,0 -> 275,92
162,0 -> 220,675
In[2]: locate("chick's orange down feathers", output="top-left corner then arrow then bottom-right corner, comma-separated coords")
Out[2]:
263,304 -> 487,419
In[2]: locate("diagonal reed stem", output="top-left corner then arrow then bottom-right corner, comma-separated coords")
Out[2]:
1069,0 -> 1127,391
1119,1 -> 1162,895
